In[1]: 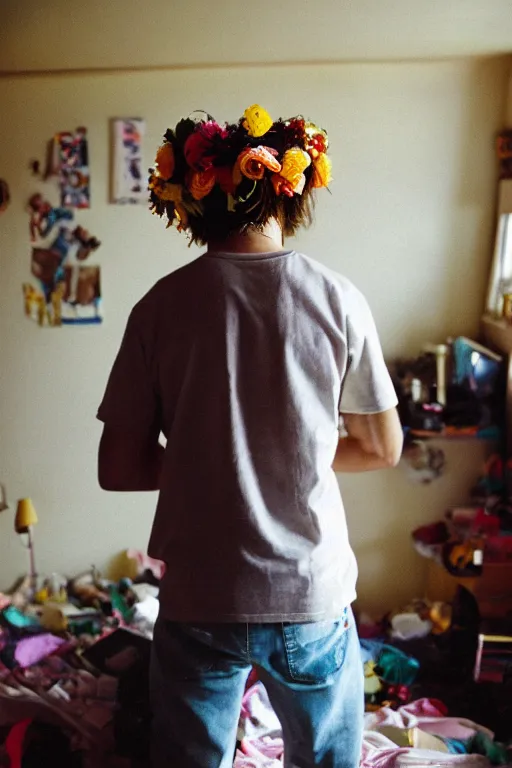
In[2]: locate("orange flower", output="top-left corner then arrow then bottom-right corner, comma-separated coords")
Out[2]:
188,168 -> 216,200
312,153 -> 332,188
280,148 -> 311,189
155,142 -> 175,179
238,146 -> 281,181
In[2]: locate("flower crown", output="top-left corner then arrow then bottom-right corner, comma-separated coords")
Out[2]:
148,105 -> 332,231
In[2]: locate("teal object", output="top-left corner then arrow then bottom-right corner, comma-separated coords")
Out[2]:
109,585 -> 134,623
468,732 -> 508,765
445,738 -> 468,754
2,605 -> 40,629
377,645 -> 420,686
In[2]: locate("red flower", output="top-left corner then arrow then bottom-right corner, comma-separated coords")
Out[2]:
184,121 -> 228,170
215,166 -> 236,195
271,174 -> 295,198
284,118 -> 306,148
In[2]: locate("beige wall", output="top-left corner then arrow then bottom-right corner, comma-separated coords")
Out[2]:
2,0 -> 512,71
0,57 -> 509,614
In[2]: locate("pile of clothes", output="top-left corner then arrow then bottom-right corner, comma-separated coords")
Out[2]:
360,640 -> 420,710
0,550 -> 161,766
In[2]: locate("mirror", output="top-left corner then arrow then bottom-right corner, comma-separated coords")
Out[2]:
486,211 -> 512,317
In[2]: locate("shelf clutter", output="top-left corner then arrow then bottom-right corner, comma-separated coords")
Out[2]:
391,336 -> 504,445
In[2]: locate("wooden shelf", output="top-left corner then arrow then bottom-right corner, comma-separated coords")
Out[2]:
408,427 -> 500,441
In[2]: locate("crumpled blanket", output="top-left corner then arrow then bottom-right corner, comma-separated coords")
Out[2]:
237,684 -> 497,768
363,699 -> 495,743
361,731 -> 490,768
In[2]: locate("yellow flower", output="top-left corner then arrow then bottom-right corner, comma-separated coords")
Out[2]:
243,105 -> 273,138
312,153 -> 332,188
280,148 -> 311,189
155,142 -> 175,179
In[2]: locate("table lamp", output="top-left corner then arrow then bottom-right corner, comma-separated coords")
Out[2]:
15,498 -> 38,590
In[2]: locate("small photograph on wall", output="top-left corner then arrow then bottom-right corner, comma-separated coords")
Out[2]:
23,266 -> 102,327
60,265 -> 102,325
46,128 -> 90,208
111,118 -> 146,204
25,222 -> 102,327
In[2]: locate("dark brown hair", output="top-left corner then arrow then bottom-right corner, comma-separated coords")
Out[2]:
186,175 -> 316,246
149,113 -> 328,246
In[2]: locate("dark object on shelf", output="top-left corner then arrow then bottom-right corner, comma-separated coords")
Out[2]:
392,336 -> 505,435
443,385 -> 483,427
442,540 -> 483,577
407,402 -> 444,432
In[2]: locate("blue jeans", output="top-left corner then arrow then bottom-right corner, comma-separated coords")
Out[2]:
150,611 -> 364,768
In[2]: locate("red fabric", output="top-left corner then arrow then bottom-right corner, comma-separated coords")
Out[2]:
245,667 -> 259,691
5,719 -> 32,768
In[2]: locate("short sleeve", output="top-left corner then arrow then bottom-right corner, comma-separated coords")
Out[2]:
97,309 -> 160,431
339,288 -> 397,415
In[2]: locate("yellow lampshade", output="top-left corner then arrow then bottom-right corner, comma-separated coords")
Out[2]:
15,498 -> 38,534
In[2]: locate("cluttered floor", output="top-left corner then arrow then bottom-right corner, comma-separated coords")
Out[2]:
0,551 -> 511,767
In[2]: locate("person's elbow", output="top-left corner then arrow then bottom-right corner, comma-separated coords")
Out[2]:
381,438 -> 403,468
380,425 -> 404,468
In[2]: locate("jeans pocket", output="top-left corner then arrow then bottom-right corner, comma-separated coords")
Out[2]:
282,612 -> 351,684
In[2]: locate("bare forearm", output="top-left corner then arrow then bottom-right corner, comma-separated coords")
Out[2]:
333,437 -> 394,473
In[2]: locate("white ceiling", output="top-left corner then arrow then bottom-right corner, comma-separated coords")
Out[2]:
1,0 -> 512,73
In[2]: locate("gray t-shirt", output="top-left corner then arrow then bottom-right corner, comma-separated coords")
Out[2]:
97,250 -> 397,622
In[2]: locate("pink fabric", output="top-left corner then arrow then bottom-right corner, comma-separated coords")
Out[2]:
126,549 -> 166,580
364,698 -> 494,741
361,732 -> 490,768
236,685 -> 496,768
14,634 -> 65,669
234,752 -> 281,768
240,736 -> 284,760
240,684 -> 282,739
